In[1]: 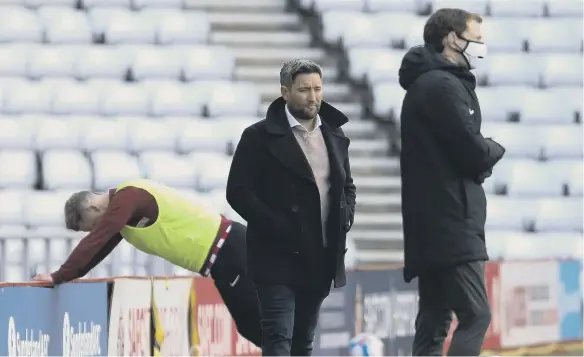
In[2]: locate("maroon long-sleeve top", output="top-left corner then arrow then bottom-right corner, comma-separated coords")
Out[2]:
51,187 -> 159,284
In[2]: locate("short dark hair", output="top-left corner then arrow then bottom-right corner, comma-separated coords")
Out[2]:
279,59 -> 323,88
64,191 -> 92,231
423,8 -> 483,52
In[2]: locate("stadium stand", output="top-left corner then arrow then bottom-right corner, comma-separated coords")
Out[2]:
0,0 -> 581,281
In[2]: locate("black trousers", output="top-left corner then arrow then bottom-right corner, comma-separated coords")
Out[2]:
210,222 -> 262,347
412,260 -> 491,356
255,283 -> 327,356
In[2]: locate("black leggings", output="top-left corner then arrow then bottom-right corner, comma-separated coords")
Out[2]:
210,222 -> 261,347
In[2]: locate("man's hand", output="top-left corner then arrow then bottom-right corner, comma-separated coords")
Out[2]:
32,273 -> 54,284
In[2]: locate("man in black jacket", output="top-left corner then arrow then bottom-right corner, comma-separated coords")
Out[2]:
226,59 -> 356,356
398,9 -> 506,356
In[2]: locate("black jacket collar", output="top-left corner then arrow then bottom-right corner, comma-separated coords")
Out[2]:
265,97 -> 349,135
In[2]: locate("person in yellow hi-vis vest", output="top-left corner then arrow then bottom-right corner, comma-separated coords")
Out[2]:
32,178 -> 261,347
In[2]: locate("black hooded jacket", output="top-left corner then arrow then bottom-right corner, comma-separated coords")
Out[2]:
398,45 -> 506,282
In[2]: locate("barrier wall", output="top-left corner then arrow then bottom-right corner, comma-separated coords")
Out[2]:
0,259 -> 581,356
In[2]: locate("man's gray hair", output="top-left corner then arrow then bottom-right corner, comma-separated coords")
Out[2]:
64,190 -> 92,231
280,59 -> 323,87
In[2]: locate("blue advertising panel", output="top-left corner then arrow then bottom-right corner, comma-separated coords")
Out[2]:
54,283 -> 109,356
558,259 -> 583,341
388,269 -> 418,356
313,270 -> 357,356
0,287 -> 56,356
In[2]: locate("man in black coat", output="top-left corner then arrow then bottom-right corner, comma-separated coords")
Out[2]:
398,9 -> 506,356
226,59 -> 357,356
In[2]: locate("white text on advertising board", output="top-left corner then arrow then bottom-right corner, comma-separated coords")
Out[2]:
7,317 -> 50,357
62,312 -> 102,357
198,303 -> 232,356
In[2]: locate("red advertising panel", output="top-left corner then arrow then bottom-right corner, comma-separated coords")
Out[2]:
443,261 -> 501,353
190,277 -> 261,356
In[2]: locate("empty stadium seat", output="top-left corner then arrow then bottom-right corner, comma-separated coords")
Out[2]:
431,0 -> 488,14
23,190 -> 69,227
99,82 -> 150,116
374,13 -> 421,48
527,19 -> 583,52
3,81 -> 53,114
130,46 -> 181,80
321,11 -> 363,44
83,0 -> 131,8
309,0 -> 363,12
534,198 -> 583,232
342,16 -> 387,49
540,54 -> 583,87
364,0 -> 416,12
486,197 -> 535,231
547,87 -> 583,119
540,125 -> 583,159
126,117 -> 179,152
489,0 -> 545,17
177,119 -> 231,153
546,0 -> 584,17
148,82 -> 205,116
402,17 -> 426,48
181,46 -> 236,81
33,116 -> 81,150
91,150 -> 142,190
0,7 -> 42,42
139,151 -> 198,188
0,116 -> 34,149
0,190 -> 24,225
347,48 -> 386,82
365,50 -> 406,84
504,161 -> 564,197
132,0 -> 183,9
189,152 -> 232,191
41,150 -> 93,190
103,9 -> 156,44
79,116 -> 130,151
475,86 -> 530,122
0,150 -> 37,189
519,90 -> 577,124
27,45 -> 77,79
206,82 -> 261,117
140,8 -> 210,44
37,7 -> 92,44
372,83 -> 405,119
74,46 -> 130,79
481,18 -> 527,52
480,123 -> 541,158
0,45 -> 28,77
52,82 -> 102,115
483,53 -> 540,86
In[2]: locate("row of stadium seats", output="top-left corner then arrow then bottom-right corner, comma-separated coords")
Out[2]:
0,7 -> 210,44
487,231 -> 582,261
303,0 -> 582,17
0,116 -> 252,151
0,150 -> 233,191
323,12 -> 583,52
371,85 -> 582,122
0,80 -> 260,116
0,0 -> 186,9
486,159 -> 582,197
349,50 -> 582,87
0,188 -> 580,233
0,45 -> 235,80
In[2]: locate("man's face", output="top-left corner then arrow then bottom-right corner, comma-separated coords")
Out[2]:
78,206 -> 105,232
281,72 -> 323,120
448,19 -> 484,67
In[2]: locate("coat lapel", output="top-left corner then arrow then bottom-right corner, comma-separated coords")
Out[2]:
268,130 -> 316,183
321,123 -> 348,187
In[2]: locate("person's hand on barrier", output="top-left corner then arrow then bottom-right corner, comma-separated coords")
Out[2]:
32,273 -> 54,284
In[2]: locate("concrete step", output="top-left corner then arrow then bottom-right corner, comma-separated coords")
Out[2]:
233,46 -> 328,66
352,212 -> 402,230
355,193 -> 401,213
357,250 -> 404,264
352,236 -> 404,251
351,157 -> 400,176
350,229 -> 403,241
207,12 -> 302,32
236,65 -> 338,83
353,176 -> 401,194
211,31 -> 311,47
349,139 -> 388,156
185,0 -> 287,12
